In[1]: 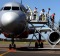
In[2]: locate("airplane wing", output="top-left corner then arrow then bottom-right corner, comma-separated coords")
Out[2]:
28,27 -> 51,34
28,20 -> 51,34
29,25 -> 45,28
38,28 -> 51,32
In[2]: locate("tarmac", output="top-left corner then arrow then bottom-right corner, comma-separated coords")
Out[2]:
0,42 -> 60,56
0,49 -> 60,56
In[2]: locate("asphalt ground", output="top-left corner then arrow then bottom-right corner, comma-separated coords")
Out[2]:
0,42 -> 60,56
0,50 -> 60,56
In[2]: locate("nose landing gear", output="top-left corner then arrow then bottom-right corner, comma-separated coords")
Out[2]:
9,37 -> 16,50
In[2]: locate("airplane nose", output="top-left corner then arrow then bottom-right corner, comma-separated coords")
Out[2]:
1,12 -> 19,26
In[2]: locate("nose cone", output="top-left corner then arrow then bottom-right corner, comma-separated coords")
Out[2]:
1,12 -> 19,26
1,11 -> 26,34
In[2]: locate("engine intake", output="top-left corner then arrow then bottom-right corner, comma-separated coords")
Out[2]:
48,32 -> 60,45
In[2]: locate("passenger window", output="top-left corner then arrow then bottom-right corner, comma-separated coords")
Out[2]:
4,7 -> 11,10
12,7 -> 19,10
20,7 -> 25,12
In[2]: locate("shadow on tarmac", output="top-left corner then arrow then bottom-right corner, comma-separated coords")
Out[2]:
16,47 -> 60,51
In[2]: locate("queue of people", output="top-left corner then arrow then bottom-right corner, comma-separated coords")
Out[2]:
33,7 -> 55,28
27,7 -> 55,28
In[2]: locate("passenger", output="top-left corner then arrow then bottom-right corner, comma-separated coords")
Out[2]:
48,8 -> 51,14
39,9 -> 45,21
42,14 -> 45,21
46,8 -> 51,18
46,8 -> 51,26
51,13 -> 55,28
51,13 -> 55,22
33,7 -> 38,20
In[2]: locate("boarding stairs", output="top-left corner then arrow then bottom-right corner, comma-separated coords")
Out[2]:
27,5 -> 60,48
46,18 -> 59,32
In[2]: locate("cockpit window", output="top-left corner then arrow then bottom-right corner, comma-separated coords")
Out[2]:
4,7 -> 11,10
12,7 -> 19,10
20,7 -> 23,11
20,7 -> 25,12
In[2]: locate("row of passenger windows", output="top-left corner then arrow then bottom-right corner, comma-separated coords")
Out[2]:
1,6 -> 24,11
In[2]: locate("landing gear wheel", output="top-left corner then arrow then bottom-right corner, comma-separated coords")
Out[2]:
9,44 -> 16,49
9,44 -> 12,49
35,42 -> 38,48
40,42 -> 43,48
13,44 -> 16,49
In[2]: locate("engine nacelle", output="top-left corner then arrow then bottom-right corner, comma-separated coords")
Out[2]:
48,32 -> 60,45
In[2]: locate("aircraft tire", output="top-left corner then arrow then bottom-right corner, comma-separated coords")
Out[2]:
13,44 -> 16,49
40,42 -> 43,48
35,42 -> 38,48
9,44 -> 12,49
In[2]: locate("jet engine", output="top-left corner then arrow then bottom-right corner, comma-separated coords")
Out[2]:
48,32 -> 60,45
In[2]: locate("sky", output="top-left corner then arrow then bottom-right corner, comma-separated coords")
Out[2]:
0,0 -> 60,39
0,0 -> 60,22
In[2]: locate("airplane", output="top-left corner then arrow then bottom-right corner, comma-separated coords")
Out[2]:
0,1 -> 59,49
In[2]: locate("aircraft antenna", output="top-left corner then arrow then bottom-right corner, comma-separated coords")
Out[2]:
21,0 -> 22,4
